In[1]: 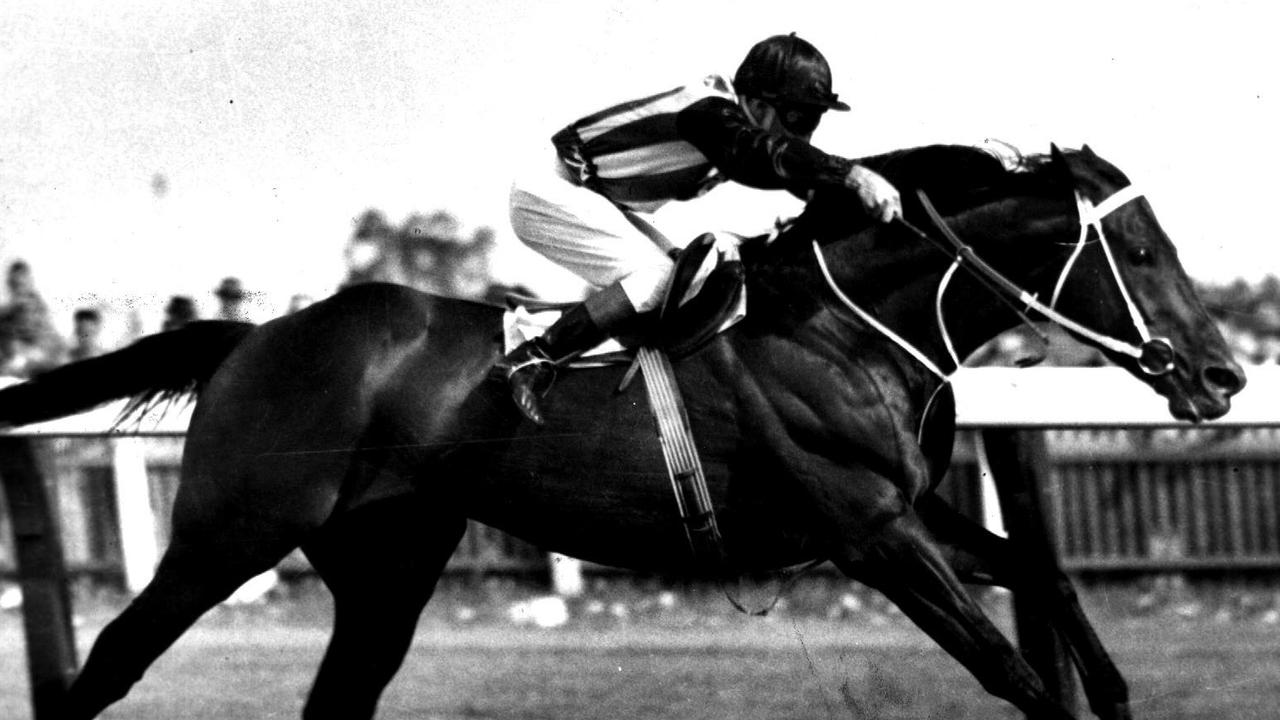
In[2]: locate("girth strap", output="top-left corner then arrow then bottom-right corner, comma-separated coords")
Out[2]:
635,347 -> 725,568
630,347 -> 818,616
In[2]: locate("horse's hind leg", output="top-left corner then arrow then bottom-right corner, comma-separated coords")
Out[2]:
918,494 -> 1131,720
61,522 -> 302,720
832,509 -> 1078,720
300,493 -> 466,720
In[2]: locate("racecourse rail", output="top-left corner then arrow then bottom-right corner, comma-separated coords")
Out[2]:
8,365 -> 1279,433
3,366 -> 1280,720
4,367 -> 1280,593
7,366 -> 1280,586
2,366 -> 1280,586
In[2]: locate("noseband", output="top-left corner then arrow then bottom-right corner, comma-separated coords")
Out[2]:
1050,185 -> 1174,375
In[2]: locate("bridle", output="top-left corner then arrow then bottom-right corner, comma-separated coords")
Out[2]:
812,180 -> 1177,384
1051,186 -> 1175,375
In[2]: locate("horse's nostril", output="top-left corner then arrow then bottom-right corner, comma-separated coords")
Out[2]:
1203,364 -> 1247,396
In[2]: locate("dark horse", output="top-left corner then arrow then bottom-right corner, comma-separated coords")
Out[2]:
0,145 -> 1244,720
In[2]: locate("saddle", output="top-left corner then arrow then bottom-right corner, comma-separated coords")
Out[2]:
503,232 -> 746,569
504,232 -> 746,363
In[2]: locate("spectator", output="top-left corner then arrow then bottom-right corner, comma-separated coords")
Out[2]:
286,293 -> 314,314
0,260 -> 64,376
213,277 -> 250,322
1260,335 -> 1280,364
67,308 -> 105,362
162,295 -> 198,331
0,314 -> 24,378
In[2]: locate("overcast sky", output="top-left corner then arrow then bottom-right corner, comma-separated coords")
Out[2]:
1,0 -> 1275,329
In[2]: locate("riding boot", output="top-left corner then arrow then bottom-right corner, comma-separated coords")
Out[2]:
506,283 -> 637,424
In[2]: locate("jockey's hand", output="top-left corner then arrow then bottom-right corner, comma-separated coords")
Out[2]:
844,164 -> 903,223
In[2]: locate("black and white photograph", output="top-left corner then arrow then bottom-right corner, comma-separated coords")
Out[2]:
1,1 -> 1276,718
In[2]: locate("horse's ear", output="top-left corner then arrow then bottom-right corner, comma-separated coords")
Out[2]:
1081,144 -> 1096,158
1049,143 -> 1075,182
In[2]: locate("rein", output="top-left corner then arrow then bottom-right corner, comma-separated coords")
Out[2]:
918,186 -> 1174,375
812,243 -> 950,380
812,181 -> 1176,385
812,238 -> 955,444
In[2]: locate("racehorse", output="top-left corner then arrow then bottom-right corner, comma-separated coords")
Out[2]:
0,145 -> 1244,720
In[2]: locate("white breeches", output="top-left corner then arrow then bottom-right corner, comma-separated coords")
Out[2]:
509,152 -> 675,312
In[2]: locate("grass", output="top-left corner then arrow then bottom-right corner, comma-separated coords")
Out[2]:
3,579 -> 1280,719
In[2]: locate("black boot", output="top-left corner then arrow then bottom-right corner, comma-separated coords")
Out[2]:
506,303 -> 606,424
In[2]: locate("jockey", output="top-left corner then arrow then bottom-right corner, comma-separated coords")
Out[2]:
505,33 -> 903,424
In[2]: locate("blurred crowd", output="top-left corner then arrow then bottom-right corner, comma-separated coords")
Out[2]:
3,232 -> 1277,380
0,259 -> 315,380
0,209 -> 506,381
1198,276 -> 1280,365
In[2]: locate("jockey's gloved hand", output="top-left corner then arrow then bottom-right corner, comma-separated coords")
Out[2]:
844,164 -> 903,223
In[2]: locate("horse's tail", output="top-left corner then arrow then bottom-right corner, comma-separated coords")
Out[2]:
0,320 -> 255,430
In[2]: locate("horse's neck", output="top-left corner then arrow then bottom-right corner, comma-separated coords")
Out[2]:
825,196 -> 1077,372
921,198 -> 1077,366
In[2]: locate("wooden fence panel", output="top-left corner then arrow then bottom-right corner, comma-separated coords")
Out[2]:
3,429 -> 1280,581
1038,429 -> 1280,572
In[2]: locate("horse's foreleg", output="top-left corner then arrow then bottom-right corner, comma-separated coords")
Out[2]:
62,527 -> 300,720
835,510 -> 1078,720
301,494 -> 466,720
917,494 -> 1131,720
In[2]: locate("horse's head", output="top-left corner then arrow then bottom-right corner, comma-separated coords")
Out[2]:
758,143 -> 1245,422
1026,145 -> 1245,421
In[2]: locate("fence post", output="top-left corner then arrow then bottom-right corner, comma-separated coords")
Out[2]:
0,437 -> 79,720
973,433 -> 1007,537
110,437 -> 159,594
549,553 -> 584,597
979,428 -> 1077,716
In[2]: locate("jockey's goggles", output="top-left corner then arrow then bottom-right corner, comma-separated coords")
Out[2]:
775,102 -> 825,136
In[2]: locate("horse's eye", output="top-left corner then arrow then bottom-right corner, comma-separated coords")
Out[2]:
1129,246 -> 1154,265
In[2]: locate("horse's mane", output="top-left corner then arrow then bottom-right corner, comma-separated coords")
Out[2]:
783,143 -> 1063,243
741,143 -> 1067,327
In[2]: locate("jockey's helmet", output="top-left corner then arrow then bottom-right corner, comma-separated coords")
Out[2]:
734,34 -> 850,113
